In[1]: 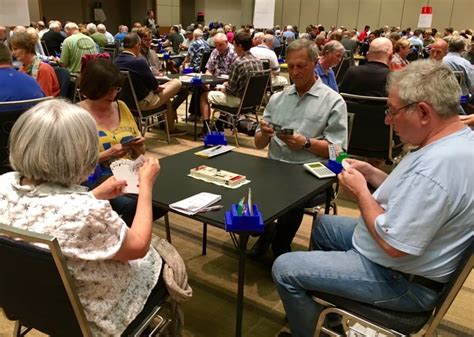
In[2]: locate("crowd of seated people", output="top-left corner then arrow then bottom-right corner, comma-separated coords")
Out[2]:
0,14 -> 473,337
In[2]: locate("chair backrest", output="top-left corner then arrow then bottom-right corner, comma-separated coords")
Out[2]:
238,70 -> 271,115
335,50 -> 354,84
199,50 -> 212,73
273,45 -> 284,58
80,53 -> 111,74
452,70 -> 465,87
0,97 -> 53,174
340,93 -> 402,160
0,223 -> 91,337
41,40 -> 50,56
54,66 -> 71,97
261,59 -> 273,88
102,42 -> 120,60
406,46 -> 420,62
119,70 -> 141,117
424,240 -> 473,335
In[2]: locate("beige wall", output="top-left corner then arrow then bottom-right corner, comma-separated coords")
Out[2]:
38,0 -> 134,35
157,0 -> 180,27
273,0 -> 473,32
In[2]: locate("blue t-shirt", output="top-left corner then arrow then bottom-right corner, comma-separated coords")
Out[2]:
0,68 -> 44,100
353,127 -> 474,282
0,68 -> 44,111
315,62 -> 338,92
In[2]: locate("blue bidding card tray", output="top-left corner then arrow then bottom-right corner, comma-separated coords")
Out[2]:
225,204 -> 264,233
204,131 -> 228,147
327,160 -> 343,175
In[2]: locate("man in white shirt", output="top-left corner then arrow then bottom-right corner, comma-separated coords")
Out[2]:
250,33 -> 288,88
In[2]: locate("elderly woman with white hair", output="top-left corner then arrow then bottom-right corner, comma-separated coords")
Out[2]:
0,99 -> 178,336
316,40 -> 345,92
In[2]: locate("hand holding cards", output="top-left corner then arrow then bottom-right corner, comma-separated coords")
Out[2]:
110,155 -> 146,194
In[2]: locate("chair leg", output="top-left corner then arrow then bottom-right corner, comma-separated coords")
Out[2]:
163,110 -> 171,144
185,95 -> 188,123
13,321 -> 21,337
164,213 -> 171,243
231,118 -> 239,147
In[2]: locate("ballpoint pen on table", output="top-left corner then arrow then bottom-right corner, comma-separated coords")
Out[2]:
210,145 -> 222,151
199,205 -> 224,212
248,187 -> 253,216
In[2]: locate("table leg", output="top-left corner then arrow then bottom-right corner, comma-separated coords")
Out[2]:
324,186 -> 332,214
193,86 -> 199,141
202,222 -> 207,255
235,233 -> 250,337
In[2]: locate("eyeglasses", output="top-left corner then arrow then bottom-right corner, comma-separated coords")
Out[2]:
112,87 -> 122,93
384,101 -> 419,117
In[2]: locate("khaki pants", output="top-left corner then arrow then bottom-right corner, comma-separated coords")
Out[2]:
138,79 -> 182,129
207,91 -> 241,108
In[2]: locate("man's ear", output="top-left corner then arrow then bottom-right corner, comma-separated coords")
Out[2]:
417,101 -> 433,124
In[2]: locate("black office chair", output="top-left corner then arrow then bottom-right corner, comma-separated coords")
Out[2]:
311,241 -> 473,337
0,223 -> 171,337
335,50 -> 354,85
199,50 -> 212,73
406,45 -> 421,62
211,70 -> 270,146
53,66 -> 71,98
340,93 -> 403,164
40,40 -> 50,56
0,97 -> 53,174
119,70 -> 170,143
101,42 -> 120,60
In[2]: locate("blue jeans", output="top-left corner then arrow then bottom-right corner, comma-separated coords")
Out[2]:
272,215 -> 440,337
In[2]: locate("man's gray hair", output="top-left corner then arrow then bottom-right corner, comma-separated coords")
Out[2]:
97,23 -> 107,33
86,23 -> 97,34
49,21 -> 59,30
9,99 -> 99,186
287,38 -> 318,62
64,22 -> 78,32
193,29 -> 203,38
387,60 -> 461,118
448,35 -> 466,53
321,40 -> 345,56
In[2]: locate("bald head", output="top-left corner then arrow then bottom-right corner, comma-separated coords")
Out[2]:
214,32 -> 229,53
429,38 -> 448,61
367,37 -> 393,65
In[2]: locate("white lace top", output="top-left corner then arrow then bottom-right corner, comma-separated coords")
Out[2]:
0,172 -> 162,336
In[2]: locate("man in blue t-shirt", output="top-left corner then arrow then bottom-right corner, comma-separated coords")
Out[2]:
272,60 -> 473,337
0,44 -> 44,111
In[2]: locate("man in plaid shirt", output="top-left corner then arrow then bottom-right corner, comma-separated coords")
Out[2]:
200,31 -> 263,134
205,33 -> 238,76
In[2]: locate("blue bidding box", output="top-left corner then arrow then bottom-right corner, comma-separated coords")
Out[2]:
327,160 -> 343,174
204,131 -> 227,146
225,204 -> 264,233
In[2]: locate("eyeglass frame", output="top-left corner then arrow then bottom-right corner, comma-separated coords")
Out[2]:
384,101 -> 419,117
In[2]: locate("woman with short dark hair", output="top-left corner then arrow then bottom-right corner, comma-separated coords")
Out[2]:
79,58 -> 165,226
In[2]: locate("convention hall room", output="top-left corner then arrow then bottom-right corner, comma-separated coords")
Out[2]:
0,0 -> 472,336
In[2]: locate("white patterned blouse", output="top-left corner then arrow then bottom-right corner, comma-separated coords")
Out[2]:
0,172 -> 162,336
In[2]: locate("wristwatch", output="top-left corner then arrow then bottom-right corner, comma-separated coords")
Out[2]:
303,137 -> 311,150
